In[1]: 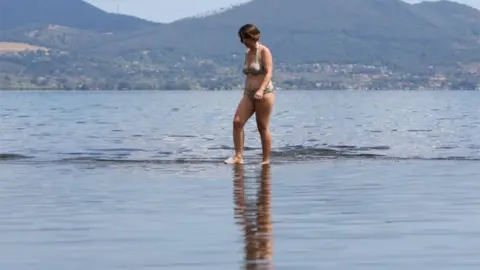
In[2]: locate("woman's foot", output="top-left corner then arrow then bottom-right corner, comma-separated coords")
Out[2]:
224,156 -> 244,164
260,160 -> 270,165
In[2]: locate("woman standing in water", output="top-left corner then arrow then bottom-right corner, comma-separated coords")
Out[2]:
225,24 -> 275,165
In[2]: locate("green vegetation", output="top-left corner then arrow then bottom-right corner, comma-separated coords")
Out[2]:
1,0 -> 480,90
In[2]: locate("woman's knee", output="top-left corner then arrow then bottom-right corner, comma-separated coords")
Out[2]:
233,115 -> 245,129
256,121 -> 269,134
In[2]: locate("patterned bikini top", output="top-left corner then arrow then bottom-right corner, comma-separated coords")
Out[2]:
242,45 -> 267,76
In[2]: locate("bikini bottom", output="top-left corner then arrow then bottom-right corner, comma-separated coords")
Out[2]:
243,87 -> 274,101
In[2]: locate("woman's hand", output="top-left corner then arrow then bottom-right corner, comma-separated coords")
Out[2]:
254,89 -> 264,100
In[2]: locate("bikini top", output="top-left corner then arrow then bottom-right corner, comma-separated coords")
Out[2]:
242,45 -> 267,76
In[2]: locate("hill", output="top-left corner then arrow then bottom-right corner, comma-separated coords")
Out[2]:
1,0 -> 480,90
0,0 -> 157,32
410,0 -> 480,34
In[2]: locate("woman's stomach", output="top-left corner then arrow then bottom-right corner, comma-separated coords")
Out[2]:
244,75 -> 272,91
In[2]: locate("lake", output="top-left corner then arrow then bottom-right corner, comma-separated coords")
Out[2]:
1,90 -> 480,269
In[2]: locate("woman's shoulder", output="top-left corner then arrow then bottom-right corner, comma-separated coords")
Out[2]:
258,43 -> 272,55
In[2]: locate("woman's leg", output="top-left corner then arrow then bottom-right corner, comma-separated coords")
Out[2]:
255,93 -> 275,164
225,95 -> 254,164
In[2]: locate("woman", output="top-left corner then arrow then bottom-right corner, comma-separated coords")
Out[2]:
224,24 -> 275,165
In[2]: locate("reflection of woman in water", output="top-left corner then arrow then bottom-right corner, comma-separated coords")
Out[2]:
233,164 -> 273,269
225,23 -> 275,165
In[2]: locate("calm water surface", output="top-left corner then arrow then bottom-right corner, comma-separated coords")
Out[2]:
1,90 -> 480,269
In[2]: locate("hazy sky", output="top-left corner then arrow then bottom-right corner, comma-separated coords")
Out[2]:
85,0 -> 480,23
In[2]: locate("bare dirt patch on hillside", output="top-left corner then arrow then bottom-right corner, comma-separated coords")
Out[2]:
0,42 -> 48,53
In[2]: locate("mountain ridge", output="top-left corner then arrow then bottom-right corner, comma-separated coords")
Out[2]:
84,0 -> 480,69
0,0 -> 158,32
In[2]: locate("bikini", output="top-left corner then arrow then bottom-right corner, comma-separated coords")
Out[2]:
242,45 -> 274,100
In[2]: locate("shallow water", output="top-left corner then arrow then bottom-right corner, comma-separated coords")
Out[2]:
1,90 -> 480,269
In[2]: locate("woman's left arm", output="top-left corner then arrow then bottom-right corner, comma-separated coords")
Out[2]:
258,47 -> 273,90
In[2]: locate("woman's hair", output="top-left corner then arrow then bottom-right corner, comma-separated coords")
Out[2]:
238,24 -> 261,42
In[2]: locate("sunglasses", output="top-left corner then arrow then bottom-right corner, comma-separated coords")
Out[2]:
239,34 -> 252,43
